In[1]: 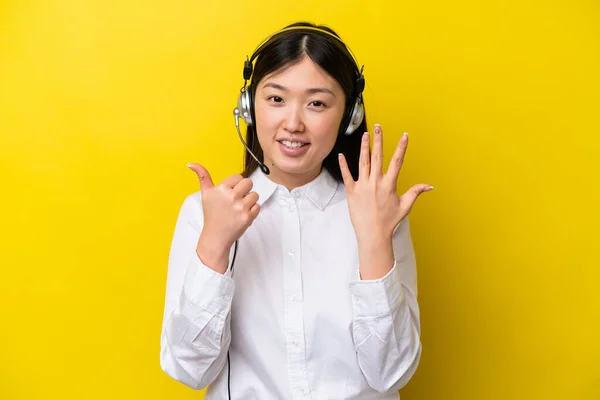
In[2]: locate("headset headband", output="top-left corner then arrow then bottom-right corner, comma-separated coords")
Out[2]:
243,26 -> 364,89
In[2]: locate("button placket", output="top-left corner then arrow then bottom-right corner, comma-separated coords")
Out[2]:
281,194 -> 310,397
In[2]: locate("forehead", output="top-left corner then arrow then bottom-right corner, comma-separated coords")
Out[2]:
259,56 -> 342,92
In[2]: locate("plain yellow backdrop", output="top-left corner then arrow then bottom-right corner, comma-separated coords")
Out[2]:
1,0 -> 598,399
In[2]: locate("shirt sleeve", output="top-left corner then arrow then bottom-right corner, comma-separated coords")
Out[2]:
159,192 -> 236,390
348,216 -> 422,393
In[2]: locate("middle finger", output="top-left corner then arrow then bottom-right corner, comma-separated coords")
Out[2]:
371,124 -> 383,178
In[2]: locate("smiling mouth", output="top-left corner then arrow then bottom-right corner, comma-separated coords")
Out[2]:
278,140 -> 310,148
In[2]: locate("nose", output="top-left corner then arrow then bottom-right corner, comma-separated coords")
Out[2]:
283,103 -> 305,133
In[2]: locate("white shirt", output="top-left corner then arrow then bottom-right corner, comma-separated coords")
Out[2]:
160,167 -> 422,399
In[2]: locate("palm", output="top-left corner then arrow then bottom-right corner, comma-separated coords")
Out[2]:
338,124 -> 433,239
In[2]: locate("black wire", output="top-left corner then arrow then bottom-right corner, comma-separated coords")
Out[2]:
227,239 -> 238,400
227,352 -> 231,399
231,239 -> 238,273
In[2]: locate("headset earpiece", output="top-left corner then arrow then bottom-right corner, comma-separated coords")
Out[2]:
340,68 -> 365,135
237,85 -> 254,126
341,96 -> 365,135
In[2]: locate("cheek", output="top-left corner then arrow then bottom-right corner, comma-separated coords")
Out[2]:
255,103 -> 281,134
254,104 -> 278,146
311,112 -> 344,145
255,100 -> 279,123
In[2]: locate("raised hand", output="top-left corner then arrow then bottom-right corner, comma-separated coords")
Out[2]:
187,163 -> 261,273
338,124 -> 433,244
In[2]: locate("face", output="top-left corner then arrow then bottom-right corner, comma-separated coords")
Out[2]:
254,56 -> 346,189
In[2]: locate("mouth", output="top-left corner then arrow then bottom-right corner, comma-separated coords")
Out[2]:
277,139 -> 310,149
276,139 -> 311,157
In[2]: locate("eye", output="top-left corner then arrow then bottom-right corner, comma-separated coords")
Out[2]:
310,101 -> 326,108
268,96 -> 284,103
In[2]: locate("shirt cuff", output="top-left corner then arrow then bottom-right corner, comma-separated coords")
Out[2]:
181,251 -> 235,319
348,261 -> 404,318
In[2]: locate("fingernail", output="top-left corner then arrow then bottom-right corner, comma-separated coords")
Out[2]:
375,124 -> 381,134
402,132 -> 408,141
186,163 -> 193,169
363,132 -> 369,140
424,186 -> 434,192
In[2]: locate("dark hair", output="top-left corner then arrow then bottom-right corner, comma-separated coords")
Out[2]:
240,21 -> 367,182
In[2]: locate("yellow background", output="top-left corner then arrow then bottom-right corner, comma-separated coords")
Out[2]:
1,0 -> 598,399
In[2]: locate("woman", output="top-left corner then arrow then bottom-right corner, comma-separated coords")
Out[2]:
160,21 -> 433,399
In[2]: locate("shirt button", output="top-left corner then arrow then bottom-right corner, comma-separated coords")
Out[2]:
288,250 -> 295,256
288,205 -> 295,212
293,191 -> 301,198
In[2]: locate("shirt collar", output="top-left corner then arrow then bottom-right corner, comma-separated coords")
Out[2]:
250,167 -> 339,210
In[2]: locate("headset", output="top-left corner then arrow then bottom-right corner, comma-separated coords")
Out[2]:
233,25 -> 366,176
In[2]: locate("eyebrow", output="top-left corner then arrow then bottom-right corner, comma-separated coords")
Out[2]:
262,82 -> 336,96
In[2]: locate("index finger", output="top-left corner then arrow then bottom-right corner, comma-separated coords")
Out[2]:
221,173 -> 244,188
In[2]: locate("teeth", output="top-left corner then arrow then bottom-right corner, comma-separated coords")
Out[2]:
281,140 -> 306,148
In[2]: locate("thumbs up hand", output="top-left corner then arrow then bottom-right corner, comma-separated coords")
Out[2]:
187,163 -> 261,274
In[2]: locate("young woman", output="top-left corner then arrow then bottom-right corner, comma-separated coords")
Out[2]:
160,21 -> 433,400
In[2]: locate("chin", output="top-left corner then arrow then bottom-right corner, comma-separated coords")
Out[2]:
277,163 -> 313,175
272,158 -> 320,175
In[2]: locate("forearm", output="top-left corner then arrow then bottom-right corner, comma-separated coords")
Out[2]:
349,264 -> 421,392
161,298 -> 232,390
160,252 -> 235,389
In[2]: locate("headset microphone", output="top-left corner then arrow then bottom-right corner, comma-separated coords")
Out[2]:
233,108 -> 270,175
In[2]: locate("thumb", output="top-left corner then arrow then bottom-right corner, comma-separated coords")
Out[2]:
187,163 -> 214,190
400,184 -> 434,213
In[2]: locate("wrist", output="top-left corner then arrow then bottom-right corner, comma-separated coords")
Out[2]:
356,231 -> 392,249
196,234 -> 232,274
356,234 -> 394,281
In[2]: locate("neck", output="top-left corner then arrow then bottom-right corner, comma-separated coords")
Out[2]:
263,164 -> 322,191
